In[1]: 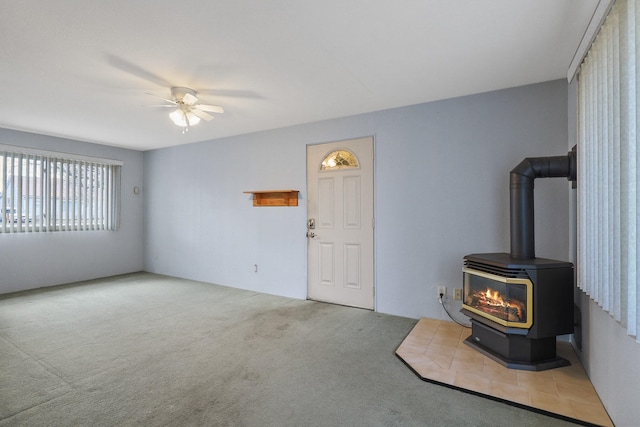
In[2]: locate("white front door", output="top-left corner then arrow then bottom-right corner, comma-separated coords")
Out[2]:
307,137 -> 374,310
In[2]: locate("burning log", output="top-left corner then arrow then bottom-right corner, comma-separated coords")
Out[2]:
466,288 -> 526,322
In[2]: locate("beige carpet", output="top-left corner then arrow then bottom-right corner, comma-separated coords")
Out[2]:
396,318 -> 613,427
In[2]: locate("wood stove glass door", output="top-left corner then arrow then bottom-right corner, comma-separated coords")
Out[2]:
462,268 -> 533,328
307,137 -> 374,310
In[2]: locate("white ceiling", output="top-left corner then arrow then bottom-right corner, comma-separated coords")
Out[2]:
0,1 -> 598,151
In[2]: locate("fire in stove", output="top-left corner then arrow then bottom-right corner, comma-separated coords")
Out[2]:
462,266 -> 533,329
466,287 -> 526,323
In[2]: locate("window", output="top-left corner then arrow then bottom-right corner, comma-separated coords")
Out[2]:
576,0 -> 639,342
0,144 -> 122,233
320,150 -> 359,170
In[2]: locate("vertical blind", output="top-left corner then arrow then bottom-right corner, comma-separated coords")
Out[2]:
0,145 -> 122,233
577,0 -> 639,341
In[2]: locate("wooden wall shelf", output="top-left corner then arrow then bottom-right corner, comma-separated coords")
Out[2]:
243,190 -> 299,207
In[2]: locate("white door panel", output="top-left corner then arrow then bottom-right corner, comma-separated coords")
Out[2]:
307,137 -> 374,309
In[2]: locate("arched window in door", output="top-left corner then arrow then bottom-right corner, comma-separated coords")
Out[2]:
320,150 -> 359,170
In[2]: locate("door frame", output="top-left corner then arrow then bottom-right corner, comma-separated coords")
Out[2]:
306,135 -> 376,310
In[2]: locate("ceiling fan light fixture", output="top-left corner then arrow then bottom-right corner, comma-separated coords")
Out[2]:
150,86 -> 222,131
169,108 -> 201,127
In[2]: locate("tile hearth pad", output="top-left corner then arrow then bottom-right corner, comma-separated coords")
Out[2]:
396,318 -> 613,427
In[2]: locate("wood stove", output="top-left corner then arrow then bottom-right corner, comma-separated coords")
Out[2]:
461,147 -> 577,371
462,253 -> 574,371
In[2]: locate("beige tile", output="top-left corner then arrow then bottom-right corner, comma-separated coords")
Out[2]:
454,371 -> 492,395
410,358 -> 446,377
481,355 -> 505,369
411,319 -> 439,340
450,359 -> 482,374
425,341 -> 458,357
396,318 -> 610,427
436,321 -> 464,338
399,334 -> 431,349
426,353 -> 454,370
490,381 -> 531,406
516,371 -> 560,395
555,381 -> 602,406
431,334 -> 460,348
453,345 -> 486,364
395,349 -> 428,367
481,362 -> 519,386
516,368 -> 555,381
550,364 -> 591,386
529,390 -> 576,419
569,399 -> 614,427
396,341 -> 428,357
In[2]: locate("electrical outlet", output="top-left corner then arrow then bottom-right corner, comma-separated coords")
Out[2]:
437,286 -> 446,298
454,288 -> 463,300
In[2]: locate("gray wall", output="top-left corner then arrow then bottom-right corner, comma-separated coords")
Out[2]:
144,79 -> 571,320
567,81 -> 640,426
0,129 -> 144,293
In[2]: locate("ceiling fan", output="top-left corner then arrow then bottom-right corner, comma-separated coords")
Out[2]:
147,87 -> 224,133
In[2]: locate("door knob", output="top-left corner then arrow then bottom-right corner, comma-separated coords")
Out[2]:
307,231 -> 316,238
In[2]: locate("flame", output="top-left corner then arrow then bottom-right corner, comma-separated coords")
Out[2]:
485,289 -> 504,305
470,287 -> 525,321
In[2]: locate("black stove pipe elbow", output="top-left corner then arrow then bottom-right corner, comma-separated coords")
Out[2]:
510,146 -> 576,259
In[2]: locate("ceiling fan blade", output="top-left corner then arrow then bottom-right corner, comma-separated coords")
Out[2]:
183,92 -> 198,105
197,89 -> 263,100
191,108 -> 214,121
196,104 -> 224,114
108,54 -> 173,88
144,104 -> 178,108
145,92 -> 176,104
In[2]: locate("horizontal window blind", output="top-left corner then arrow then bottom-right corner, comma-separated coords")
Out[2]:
0,145 -> 122,233
577,0 -> 639,342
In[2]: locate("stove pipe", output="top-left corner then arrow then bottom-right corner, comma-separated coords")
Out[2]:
510,146 -> 577,259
